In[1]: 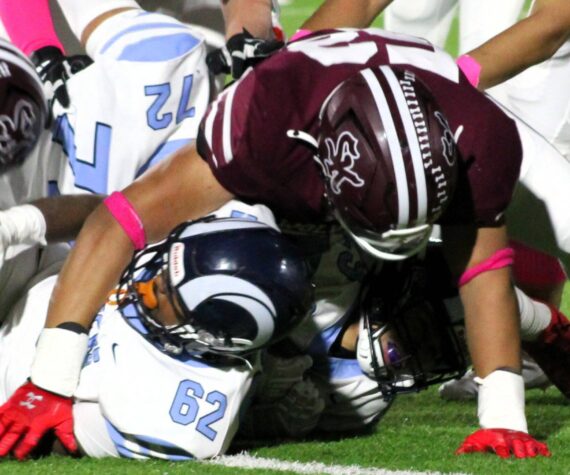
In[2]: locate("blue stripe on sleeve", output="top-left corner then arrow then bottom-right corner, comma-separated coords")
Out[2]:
118,33 -> 201,62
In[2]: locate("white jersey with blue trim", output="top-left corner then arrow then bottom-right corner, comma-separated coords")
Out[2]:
48,9 -> 211,195
74,302 -> 257,460
0,274 -> 256,460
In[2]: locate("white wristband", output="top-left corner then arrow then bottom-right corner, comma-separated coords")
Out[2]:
30,327 -> 89,397
476,369 -> 528,433
0,204 -> 47,247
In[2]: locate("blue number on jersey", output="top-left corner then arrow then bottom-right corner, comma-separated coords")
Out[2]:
169,379 -> 228,441
52,115 -> 112,194
145,74 -> 195,130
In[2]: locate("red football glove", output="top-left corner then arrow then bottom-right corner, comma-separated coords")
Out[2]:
0,381 -> 76,460
456,428 -> 551,458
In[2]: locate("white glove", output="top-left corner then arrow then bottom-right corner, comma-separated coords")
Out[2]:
240,379 -> 325,439
0,204 -> 47,266
255,353 -> 314,402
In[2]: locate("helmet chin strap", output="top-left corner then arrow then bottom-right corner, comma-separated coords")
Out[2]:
334,211 -> 432,261
356,313 -> 384,377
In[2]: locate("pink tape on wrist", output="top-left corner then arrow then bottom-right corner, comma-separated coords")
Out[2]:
289,29 -> 312,43
458,247 -> 514,288
456,54 -> 481,88
103,192 -> 146,250
0,0 -> 65,55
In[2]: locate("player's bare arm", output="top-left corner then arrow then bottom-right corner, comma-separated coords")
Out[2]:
467,0 -> 570,89
45,143 -> 233,331
301,0 -> 392,30
32,195 -> 104,242
442,225 -> 521,378
221,0 -> 273,39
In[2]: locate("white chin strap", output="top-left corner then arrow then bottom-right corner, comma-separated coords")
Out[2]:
335,212 -> 432,261
356,314 -> 384,377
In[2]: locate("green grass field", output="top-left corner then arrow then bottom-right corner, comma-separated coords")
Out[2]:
3,1 -> 567,474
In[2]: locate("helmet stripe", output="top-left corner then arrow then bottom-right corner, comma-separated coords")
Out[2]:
178,219 -> 271,238
380,66 -> 428,224
202,95 -> 220,167
221,81 -> 238,164
360,68 -> 410,227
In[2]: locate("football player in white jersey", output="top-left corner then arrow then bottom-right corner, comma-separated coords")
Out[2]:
0,201 -> 313,460
4,3 -> 570,461
0,0 -> 220,319
1,0 -> 213,196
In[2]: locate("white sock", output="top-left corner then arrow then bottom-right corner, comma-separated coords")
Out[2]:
516,287 -> 551,340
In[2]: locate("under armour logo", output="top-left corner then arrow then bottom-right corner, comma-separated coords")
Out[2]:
322,131 -> 365,195
19,391 -> 43,410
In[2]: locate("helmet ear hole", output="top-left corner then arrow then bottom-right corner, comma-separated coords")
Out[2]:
318,66 -> 458,260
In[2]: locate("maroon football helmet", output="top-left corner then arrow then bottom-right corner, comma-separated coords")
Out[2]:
317,66 -> 458,260
0,40 -> 48,174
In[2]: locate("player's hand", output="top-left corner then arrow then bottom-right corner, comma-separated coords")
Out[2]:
30,46 -> 92,111
206,29 -> 284,79
0,205 -> 47,268
240,379 -> 325,438
255,354 -> 313,402
0,381 -> 77,460
456,428 -> 551,458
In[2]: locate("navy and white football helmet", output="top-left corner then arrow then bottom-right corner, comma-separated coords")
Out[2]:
118,202 -> 313,357
356,254 -> 467,398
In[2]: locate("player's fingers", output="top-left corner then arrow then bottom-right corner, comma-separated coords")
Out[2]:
0,423 -> 25,457
13,426 -> 47,460
492,442 -> 510,458
54,83 -> 70,108
536,441 -> 551,457
524,440 -> 539,457
55,422 -> 77,453
512,438 -> 528,458
455,443 -> 474,455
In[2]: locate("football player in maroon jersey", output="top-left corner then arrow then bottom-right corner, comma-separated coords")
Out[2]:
1,7 -> 568,460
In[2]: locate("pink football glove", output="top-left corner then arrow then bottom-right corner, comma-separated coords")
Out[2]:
0,381 -> 76,460
456,428 -> 550,458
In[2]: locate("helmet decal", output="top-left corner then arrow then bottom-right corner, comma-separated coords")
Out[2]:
177,274 -> 277,348
0,99 -> 37,158
322,131 -> 365,195
169,242 -> 186,286
435,111 -> 457,168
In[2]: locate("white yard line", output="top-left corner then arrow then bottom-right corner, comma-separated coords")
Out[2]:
207,453 -> 468,475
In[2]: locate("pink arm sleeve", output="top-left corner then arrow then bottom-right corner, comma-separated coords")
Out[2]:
0,0 -> 64,55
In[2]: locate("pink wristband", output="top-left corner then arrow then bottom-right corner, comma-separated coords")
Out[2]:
458,248 -> 514,287
103,192 -> 146,250
456,54 -> 481,88
0,0 -> 65,55
289,29 -> 312,43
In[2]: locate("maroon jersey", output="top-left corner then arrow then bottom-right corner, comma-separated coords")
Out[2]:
197,29 -> 521,226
